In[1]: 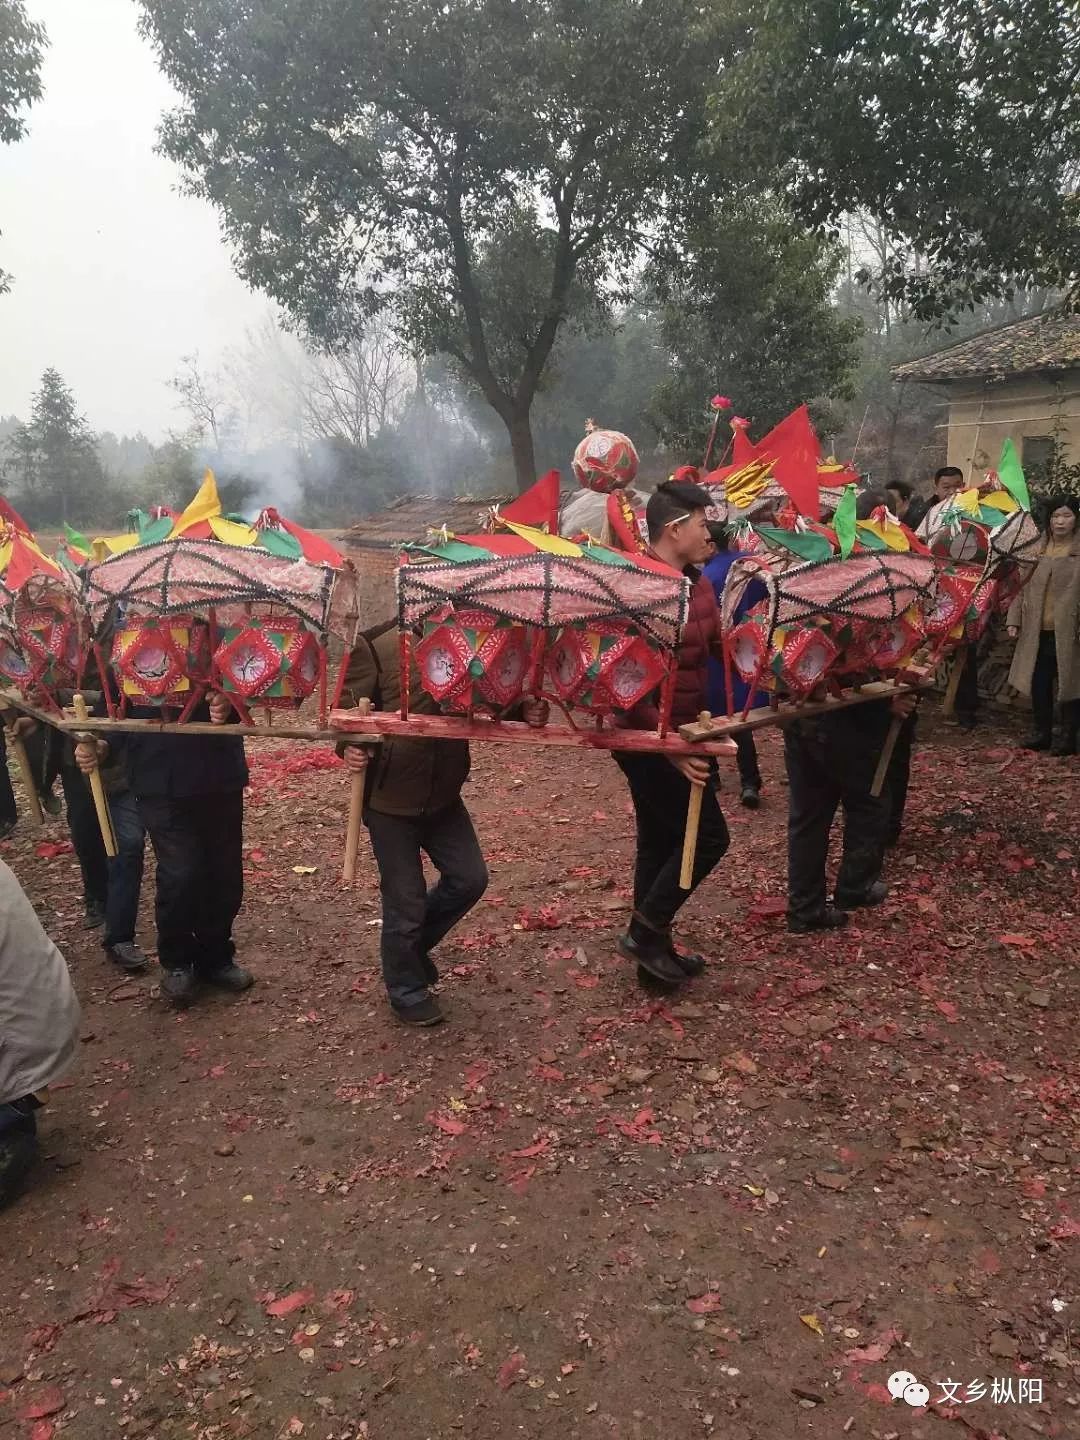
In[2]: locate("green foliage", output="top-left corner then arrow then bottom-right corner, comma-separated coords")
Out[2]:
2,369 -> 110,526
0,0 -> 47,294
709,1 -> 1080,320
648,197 -> 862,458
1027,416 -> 1080,504
138,0 -> 718,488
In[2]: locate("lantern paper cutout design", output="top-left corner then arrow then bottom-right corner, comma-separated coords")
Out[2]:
866,609 -> 925,670
772,623 -> 840,695
415,609 -> 531,712
923,571 -> 971,639
572,428 -> 640,493
727,612 -> 770,687
112,616 -> 210,703
546,624 -> 666,713
214,616 -> 321,707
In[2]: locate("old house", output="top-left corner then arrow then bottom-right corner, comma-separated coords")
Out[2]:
892,309 -> 1080,482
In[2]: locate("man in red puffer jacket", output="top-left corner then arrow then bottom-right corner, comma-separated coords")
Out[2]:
614,480 -> 730,987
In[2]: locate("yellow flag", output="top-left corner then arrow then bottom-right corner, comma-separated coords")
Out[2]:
0,541 -> 11,574
100,532 -> 142,557
172,469 -> 222,537
501,520 -> 583,557
209,515 -> 258,547
981,489 -> 1019,514
953,487 -> 981,517
858,518 -> 910,552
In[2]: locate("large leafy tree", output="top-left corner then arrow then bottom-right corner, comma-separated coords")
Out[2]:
138,0 -> 717,490
0,0 -> 47,295
648,197 -> 862,457
4,369 -> 109,526
709,0 -> 1080,320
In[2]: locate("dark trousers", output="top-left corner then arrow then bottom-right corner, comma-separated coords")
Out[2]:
1031,630 -> 1080,740
0,733 -> 16,826
784,707 -> 890,923
735,732 -> 762,792
103,790 -> 146,948
137,790 -> 245,974
59,764 -> 110,908
955,644 -> 980,723
885,710 -> 917,844
615,752 -> 730,932
365,799 -> 489,1008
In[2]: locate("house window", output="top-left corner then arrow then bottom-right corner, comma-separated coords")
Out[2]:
1022,436 -> 1054,471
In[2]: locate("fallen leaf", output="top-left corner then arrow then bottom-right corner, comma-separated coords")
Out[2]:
686,1291 -> 723,1314
509,1137 -> 550,1160
427,1111 -> 468,1136
844,1327 -> 901,1365
265,1288 -> 316,1319
497,1351 -> 526,1389
998,933 -> 1036,948
292,865 -> 318,875
800,1313 -> 825,1339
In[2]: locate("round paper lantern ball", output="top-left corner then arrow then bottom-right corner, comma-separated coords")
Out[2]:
572,427 -> 639,493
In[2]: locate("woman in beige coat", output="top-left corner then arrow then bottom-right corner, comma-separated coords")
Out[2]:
1007,495 -> 1080,755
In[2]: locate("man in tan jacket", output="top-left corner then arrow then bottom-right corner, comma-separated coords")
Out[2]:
0,860 -> 80,1208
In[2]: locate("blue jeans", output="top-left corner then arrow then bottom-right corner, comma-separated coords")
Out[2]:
104,789 -> 146,949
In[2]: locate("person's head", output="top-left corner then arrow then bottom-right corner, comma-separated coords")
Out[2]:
646,480 -> 714,567
885,479 -> 912,518
706,520 -> 731,553
933,466 -> 965,501
1044,494 -> 1079,540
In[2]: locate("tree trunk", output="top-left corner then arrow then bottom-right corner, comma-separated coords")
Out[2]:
506,407 -> 538,493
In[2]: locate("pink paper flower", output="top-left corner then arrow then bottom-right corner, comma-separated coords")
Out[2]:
731,415 -> 750,428
710,394 -> 732,410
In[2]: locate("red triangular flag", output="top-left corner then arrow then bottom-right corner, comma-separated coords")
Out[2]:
755,405 -> 821,521
0,496 -> 32,534
499,470 -> 561,532
4,532 -> 60,592
256,507 -> 345,566
730,419 -> 758,467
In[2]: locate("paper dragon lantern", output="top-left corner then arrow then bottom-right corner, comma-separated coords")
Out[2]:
82,471 -> 359,725
571,425 -> 640,494
414,609 -> 533,713
397,489 -> 688,728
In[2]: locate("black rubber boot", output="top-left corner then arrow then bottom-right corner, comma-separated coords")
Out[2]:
618,915 -> 685,985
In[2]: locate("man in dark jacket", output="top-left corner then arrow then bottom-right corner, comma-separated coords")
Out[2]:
75,691 -> 252,1006
340,624 -> 546,1027
614,481 -> 731,987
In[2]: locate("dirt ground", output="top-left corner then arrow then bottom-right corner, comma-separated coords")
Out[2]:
1,702 -> 1078,1440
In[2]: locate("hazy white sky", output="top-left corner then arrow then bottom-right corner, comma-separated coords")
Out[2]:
0,0 -> 269,438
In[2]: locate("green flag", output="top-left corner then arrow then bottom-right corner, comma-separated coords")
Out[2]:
755,525 -> 835,564
833,483 -> 857,559
997,438 -> 1030,511
63,522 -> 91,556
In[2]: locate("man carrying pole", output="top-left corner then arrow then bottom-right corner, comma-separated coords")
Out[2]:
612,480 -> 731,987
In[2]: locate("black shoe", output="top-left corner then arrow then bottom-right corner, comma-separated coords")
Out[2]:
201,963 -> 255,993
740,786 -> 761,810
106,941 -> 149,973
160,968 -> 197,1006
392,995 -> 445,1027
668,943 -> 706,978
636,963 -> 680,994
787,906 -> 850,935
617,922 -> 686,985
1021,733 -> 1052,752
83,899 -> 106,930
834,880 -> 889,910
1052,735 -> 1078,758
0,1129 -> 38,1210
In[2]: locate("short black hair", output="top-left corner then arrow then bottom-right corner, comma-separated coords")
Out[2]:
855,488 -> 889,521
706,520 -> 731,550
885,479 -> 912,501
646,480 -> 712,541
934,466 -> 964,483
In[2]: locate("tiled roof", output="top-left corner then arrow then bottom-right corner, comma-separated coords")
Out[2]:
344,494 -> 511,547
891,309 -> 1080,383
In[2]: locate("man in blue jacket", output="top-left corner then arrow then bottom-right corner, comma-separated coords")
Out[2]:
75,690 -> 252,1007
703,521 -> 768,808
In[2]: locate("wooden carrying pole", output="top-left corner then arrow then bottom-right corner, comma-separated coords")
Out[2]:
0,704 -> 44,825
678,712 -> 712,890
941,646 -> 967,717
870,715 -> 903,799
72,693 -> 117,858
341,700 -> 379,884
